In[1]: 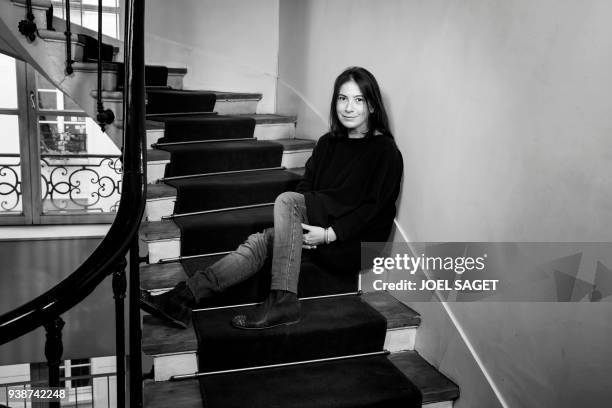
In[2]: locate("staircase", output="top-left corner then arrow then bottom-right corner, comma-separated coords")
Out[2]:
1,1 -> 460,406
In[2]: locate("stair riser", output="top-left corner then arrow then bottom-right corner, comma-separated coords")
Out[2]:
153,353 -> 198,382
147,239 -> 180,263
145,197 -> 175,222
42,37 -> 87,62
253,123 -> 296,141
146,122 -> 296,148
214,99 -> 260,115
152,327 -> 418,381
68,70 -> 118,92
281,149 -> 311,169
166,73 -> 184,90
146,148 -> 310,184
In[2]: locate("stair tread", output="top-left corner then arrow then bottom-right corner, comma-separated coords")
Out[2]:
140,261 -> 188,290
142,314 -> 198,355
150,89 -> 262,100
146,139 -> 313,163
142,291 -> 417,356
71,61 -> 120,72
146,168 -> 305,200
147,183 -> 177,199
207,90 -> 262,100
146,114 -> 296,129
37,29 -> 83,43
362,291 -> 421,329
272,138 -> 315,151
140,220 -> 180,241
389,352 -> 460,403
234,113 -> 297,124
143,351 -> 457,407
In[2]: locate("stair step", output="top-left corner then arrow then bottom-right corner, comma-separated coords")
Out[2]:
149,168 -> 302,219
146,89 -> 217,115
389,352 -> 460,405
140,205 -> 273,262
146,114 -> 297,147
196,294 -> 388,372
167,67 -> 188,89
71,62 -> 120,91
142,292 -> 420,380
150,139 -> 284,180
143,350 -> 456,408
37,29 -> 89,62
211,91 -> 262,115
146,139 -> 312,186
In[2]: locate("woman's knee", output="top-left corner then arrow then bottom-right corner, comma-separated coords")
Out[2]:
274,191 -> 303,208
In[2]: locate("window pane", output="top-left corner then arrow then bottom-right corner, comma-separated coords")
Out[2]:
39,116 -> 121,214
82,0 -> 119,7
0,115 -> 22,214
36,72 -> 83,111
82,11 -> 118,37
38,91 -> 58,110
0,53 -> 17,109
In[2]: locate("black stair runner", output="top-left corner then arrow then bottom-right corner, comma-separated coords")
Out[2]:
147,89 -> 217,115
77,33 -> 115,62
168,170 -> 302,214
146,76 -> 422,407
159,140 -> 283,177
194,294 -> 387,371
198,355 -> 422,408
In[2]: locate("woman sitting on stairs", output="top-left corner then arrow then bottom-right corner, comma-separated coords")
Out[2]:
140,66 -> 403,330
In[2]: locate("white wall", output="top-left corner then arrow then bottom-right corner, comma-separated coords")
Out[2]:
145,0 -> 280,113
278,1 -> 612,407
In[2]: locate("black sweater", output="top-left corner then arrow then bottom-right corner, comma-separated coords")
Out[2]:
295,132 -> 403,272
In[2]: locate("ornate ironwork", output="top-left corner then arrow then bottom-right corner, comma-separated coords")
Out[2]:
18,0 -> 37,42
0,154 -> 22,212
41,154 -> 123,213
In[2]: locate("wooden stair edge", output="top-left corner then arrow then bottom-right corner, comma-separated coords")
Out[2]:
143,350 -> 459,408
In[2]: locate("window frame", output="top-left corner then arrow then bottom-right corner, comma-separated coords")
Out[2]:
0,56 -> 119,225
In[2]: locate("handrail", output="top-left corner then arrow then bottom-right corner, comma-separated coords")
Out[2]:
64,0 -> 73,74
0,0 -> 146,349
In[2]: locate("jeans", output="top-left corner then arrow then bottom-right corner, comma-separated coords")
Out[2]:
186,192 -> 308,301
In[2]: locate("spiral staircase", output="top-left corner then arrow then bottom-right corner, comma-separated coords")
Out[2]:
0,1 -> 460,407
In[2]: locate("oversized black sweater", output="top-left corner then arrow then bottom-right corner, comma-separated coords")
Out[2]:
295,132 -> 403,273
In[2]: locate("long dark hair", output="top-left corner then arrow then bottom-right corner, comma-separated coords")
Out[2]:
329,66 -> 392,139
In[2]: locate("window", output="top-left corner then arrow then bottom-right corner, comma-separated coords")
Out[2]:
29,358 -> 93,406
52,0 -> 122,39
0,52 -> 122,225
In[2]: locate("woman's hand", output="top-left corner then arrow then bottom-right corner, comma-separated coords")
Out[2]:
301,223 -> 325,249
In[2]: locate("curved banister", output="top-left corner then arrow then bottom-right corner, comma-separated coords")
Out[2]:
0,0 -> 146,346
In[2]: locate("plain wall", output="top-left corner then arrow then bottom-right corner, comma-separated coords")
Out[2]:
278,1 -> 612,407
0,237 -> 117,365
144,0 -> 280,113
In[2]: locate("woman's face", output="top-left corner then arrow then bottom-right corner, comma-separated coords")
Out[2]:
336,80 -> 371,134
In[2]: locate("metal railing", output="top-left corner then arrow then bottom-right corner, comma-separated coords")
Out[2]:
2,1 -> 146,407
1,372 -> 118,408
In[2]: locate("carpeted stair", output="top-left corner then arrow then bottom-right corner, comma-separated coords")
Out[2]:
138,67 -> 459,407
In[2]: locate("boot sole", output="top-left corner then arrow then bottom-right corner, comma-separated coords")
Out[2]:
140,297 -> 190,329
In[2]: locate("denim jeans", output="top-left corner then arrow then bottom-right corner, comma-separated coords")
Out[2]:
186,192 -> 308,301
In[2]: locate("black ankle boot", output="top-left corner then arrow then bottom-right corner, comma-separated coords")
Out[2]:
231,290 -> 300,330
140,282 -> 196,329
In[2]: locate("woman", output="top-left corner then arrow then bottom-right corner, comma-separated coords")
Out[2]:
141,66 -> 403,330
